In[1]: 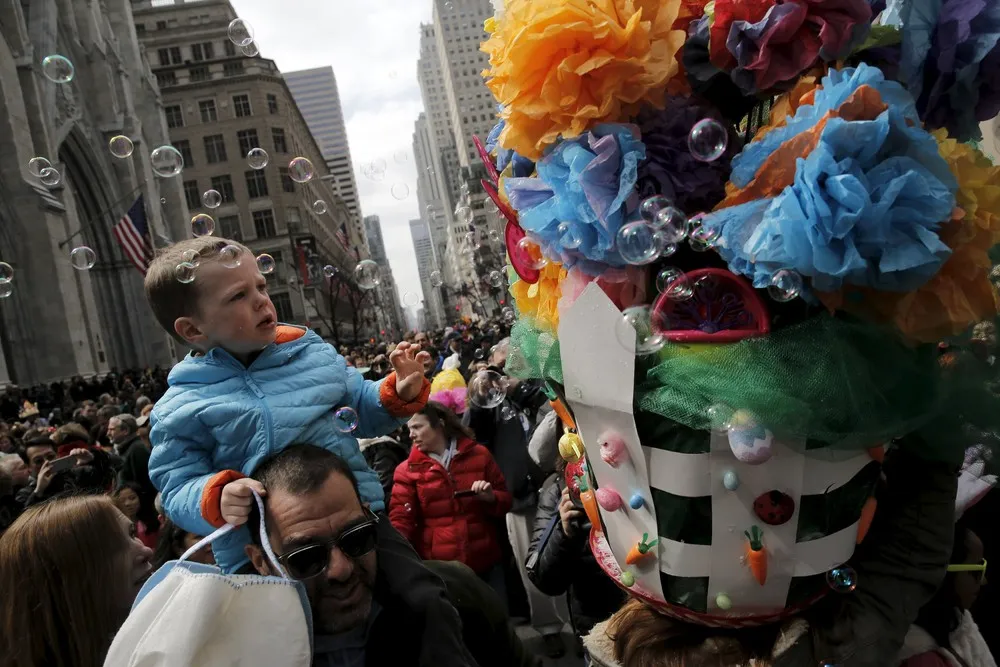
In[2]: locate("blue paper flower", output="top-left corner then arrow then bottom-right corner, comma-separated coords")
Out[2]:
504,124 -> 645,275
487,120 -> 534,178
704,65 -> 958,294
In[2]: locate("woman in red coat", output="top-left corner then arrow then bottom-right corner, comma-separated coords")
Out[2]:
390,401 -> 512,599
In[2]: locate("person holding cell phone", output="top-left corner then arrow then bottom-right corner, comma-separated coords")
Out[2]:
391,402 -> 513,600
15,435 -> 118,509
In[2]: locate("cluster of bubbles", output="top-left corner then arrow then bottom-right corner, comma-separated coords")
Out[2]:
468,369 -> 507,409
0,262 -> 14,299
360,156 -> 410,201
28,157 -> 61,188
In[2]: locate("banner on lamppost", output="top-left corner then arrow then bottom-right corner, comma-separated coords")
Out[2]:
294,237 -> 323,287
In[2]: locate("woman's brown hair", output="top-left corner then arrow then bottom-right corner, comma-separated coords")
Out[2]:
419,401 -> 476,442
0,495 -> 132,667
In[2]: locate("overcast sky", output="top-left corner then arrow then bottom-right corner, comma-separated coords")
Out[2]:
230,0 -> 436,319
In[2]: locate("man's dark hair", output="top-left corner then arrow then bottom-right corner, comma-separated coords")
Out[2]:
248,445 -> 360,548
17,437 -> 56,464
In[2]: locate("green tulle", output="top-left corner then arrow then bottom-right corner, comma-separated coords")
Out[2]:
505,318 -> 563,385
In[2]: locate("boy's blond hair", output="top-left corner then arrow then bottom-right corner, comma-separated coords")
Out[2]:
144,237 -> 251,343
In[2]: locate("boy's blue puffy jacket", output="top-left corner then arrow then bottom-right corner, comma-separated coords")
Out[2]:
149,326 -> 400,571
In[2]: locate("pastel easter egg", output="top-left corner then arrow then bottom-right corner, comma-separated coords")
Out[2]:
599,431 -> 629,467
595,487 -> 624,511
727,410 -> 773,464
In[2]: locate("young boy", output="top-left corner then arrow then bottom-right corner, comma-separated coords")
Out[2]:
145,237 -> 479,666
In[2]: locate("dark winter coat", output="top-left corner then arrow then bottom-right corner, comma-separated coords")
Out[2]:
527,475 -> 626,636
360,437 -> 409,498
389,437 -> 512,574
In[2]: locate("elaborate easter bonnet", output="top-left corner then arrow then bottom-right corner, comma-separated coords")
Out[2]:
478,0 -> 1000,628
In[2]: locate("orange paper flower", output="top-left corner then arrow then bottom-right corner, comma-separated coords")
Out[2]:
510,262 -> 567,332
482,0 -> 685,160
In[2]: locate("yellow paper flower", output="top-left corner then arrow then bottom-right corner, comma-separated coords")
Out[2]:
510,262 -> 567,332
820,132 -> 1000,342
483,0 -> 685,160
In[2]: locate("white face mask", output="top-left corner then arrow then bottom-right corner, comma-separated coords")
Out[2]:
104,492 -> 313,667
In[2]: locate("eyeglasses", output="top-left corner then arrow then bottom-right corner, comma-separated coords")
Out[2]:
947,558 -> 987,584
275,508 -> 379,580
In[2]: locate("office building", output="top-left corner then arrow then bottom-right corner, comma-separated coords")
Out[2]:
409,219 -> 449,327
134,0 -> 372,343
362,215 -> 403,336
284,67 -> 363,224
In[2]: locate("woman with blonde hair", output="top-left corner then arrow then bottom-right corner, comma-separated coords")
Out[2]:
0,495 -> 153,667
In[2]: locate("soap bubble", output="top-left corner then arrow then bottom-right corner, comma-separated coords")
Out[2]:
190,214 -> 215,237
516,237 -> 548,270
394,150 -> 409,164
227,18 -> 254,46
468,369 -> 507,409
639,195 -> 672,223
70,246 -> 97,271
458,207 -> 474,224
660,242 -> 678,258
354,260 -> 380,289
616,305 -> 667,355
655,267 -> 684,294
247,148 -> 269,170
288,157 -> 314,183
706,403 -> 734,431
659,267 -> 693,300
402,292 -> 420,307
175,262 -> 197,284
38,168 -> 61,187
312,200 -> 328,215
27,157 -> 51,177
688,118 -> 729,162
557,222 -> 583,249
41,55 -> 74,84
500,405 -> 516,421
616,221 -> 662,265
429,270 -> 443,287
488,229 -> 501,243
0,263 -> 11,283
768,269 -> 802,302
653,206 -> 689,243
0,283 -> 12,298
464,231 -> 477,248
502,307 -> 515,324
219,244 -> 243,268
689,215 -> 720,248
371,157 -> 387,172
181,249 -> 200,267
487,270 -> 504,288
322,265 -> 337,279
390,183 -> 409,200
150,145 -> 184,177
240,42 -> 259,57
826,566 -> 857,593
202,189 -> 222,209
256,253 -> 275,275
333,406 -> 359,433
108,135 -> 134,159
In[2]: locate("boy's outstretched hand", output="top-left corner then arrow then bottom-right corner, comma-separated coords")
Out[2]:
391,341 -> 431,402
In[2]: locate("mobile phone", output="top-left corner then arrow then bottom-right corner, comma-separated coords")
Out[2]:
48,455 -> 78,474
454,489 -> 477,498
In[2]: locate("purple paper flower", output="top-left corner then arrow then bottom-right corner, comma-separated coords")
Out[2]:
635,99 -> 737,216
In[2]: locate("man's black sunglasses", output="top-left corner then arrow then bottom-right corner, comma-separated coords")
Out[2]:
275,508 -> 379,580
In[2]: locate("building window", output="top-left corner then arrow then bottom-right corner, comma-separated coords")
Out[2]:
271,128 -> 287,153
174,140 -> 193,168
204,134 -> 227,163
267,94 -> 278,114
245,170 -> 269,198
198,99 -> 217,123
253,209 -> 276,237
237,129 -> 260,155
156,71 -> 177,88
286,207 -> 301,226
191,42 -> 214,62
223,62 -> 244,77
210,175 -> 235,203
164,105 -> 183,128
182,180 -> 200,210
278,168 -> 295,193
157,48 -> 170,67
233,94 -> 252,118
224,40 -> 236,57
203,42 -> 215,59
189,66 -> 210,82
191,43 -> 204,61
156,20 -> 167,30
135,24 -> 146,34
218,215 -> 242,241
169,46 -> 182,64
272,292 -> 293,322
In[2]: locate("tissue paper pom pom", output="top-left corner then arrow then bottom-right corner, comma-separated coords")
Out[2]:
510,262 -> 568,333
898,0 -> 1000,142
487,119 -> 535,178
482,0 -> 686,160
634,98 -> 737,215
504,124 -> 645,275
711,0 -> 871,94
703,65 -> 958,296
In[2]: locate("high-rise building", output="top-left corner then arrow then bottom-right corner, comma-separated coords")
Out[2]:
134,0 -> 370,343
284,67 -> 363,224
0,0 -> 191,383
409,219 -> 443,328
363,215 -> 403,336
412,113 -> 446,328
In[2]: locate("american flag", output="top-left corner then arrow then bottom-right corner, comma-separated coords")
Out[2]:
113,196 -> 153,275
336,221 -> 349,250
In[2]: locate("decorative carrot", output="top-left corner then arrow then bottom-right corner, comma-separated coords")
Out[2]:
856,496 -> 877,545
576,475 -> 603,528
745,525 -> 767,586
626,533 -> 659,565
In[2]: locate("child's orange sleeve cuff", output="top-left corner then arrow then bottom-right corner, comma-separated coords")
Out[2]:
379,371 -> 431,418
200,469 -> 245,528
